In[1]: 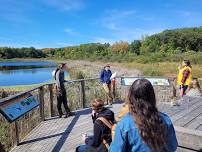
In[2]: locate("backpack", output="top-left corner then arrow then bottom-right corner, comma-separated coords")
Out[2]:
96,117 -> 116,150
95,104 -> 129,150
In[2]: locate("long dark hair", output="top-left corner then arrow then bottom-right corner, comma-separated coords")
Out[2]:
54,63 -> 66,80
54,68 -> 60,80
128,79 -> 166,151
184,59 -> 192,68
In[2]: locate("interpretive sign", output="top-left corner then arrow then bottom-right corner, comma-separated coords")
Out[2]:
121,77 -> 170,86
0,95 -> 39,123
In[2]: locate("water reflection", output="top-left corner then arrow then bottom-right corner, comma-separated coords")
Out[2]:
0,61 -> 68,86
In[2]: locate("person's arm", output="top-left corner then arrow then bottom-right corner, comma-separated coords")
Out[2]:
109,124 -> 126,152
111,112 -> 116,124
166,122 -> 178,152
56,71 -> 61,90
109,70 -> 112,78
100,69 -> 105,83
107,70 -> 112,82
90,121 -> 103,147
91,110 -> 97,123
181,69 -> 190,85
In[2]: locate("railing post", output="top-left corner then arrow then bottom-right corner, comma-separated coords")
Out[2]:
80,80 -> 85,108
48,84 -> 54,117
39,86 -> 45,121
15,120 -> 20,146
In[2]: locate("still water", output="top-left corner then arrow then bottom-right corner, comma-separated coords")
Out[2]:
0,61 -> 68,86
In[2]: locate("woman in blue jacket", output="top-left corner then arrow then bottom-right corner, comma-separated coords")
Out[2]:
110,79 -> 178,152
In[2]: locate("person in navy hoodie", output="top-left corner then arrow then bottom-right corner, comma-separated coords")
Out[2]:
110,79 -> 178,152
100,64 -> 113,105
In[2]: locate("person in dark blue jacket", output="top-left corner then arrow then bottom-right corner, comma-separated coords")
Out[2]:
110,79 -> 178,152
100,64 -> 113,105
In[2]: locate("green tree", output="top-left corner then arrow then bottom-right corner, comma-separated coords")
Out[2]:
129,40 -> 141,55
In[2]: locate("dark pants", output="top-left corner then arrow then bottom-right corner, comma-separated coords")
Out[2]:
57,89 -> 70,116
180,85 -> 188,96
76,136 -> 107,152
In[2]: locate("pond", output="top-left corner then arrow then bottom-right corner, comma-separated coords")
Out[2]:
0,61 -> 69,86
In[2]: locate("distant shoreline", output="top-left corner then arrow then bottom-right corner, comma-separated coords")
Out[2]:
1,59 -> 202,91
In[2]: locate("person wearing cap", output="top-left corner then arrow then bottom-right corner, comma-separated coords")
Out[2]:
100,64 -> 113,105
55,63 -> 73,118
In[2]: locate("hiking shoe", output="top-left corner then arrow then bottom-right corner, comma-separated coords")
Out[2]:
64,112 -> 75,118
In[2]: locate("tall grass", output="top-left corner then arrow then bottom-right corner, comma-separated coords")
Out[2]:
122,62 -> 202,78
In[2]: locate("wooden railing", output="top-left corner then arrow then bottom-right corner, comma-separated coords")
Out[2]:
0,77 -> 119,150
0,76 -> 175,151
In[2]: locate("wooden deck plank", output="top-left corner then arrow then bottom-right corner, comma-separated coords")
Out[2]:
198,125 -> 202,131
10,98 -> 202,152
174,105 -> 202,127
10,103 -> 123,152
171,99 -> 202,123
158,97 -> 201,118
186,114 -> 202,130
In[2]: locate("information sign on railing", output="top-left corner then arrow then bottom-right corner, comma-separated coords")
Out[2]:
121,77 -> 170,86
0,95 -> 39,123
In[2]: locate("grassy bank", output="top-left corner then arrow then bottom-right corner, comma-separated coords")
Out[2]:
121,62 -> 202,78
0,84 -> 44,92
0,76 -> 69,92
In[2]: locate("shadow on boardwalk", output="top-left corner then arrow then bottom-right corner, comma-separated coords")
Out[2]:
19,108 -> 93,152
10,101 -> 123,152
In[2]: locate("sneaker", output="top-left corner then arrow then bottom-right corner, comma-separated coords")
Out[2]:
64,112 -> 75,118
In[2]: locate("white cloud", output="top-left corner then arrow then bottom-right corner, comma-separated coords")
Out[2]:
100,10 -> 136,31
179,11 -> 191,17
64,28 -> 73,33
104,23 -> 119,30
92,37 -> 116,44
99,9 -> 155,33
0,42 -> 43,48
56,42 -> 75,46
42,0 -> 84,11
92,9 -> 163,43
64,28 -> 81,37
90,28 -> 163,45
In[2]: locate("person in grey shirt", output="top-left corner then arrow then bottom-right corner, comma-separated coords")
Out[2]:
55,63 -> 73,118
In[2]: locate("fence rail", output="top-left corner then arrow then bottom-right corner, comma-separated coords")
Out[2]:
0,76 -> 175,151
0,77 -> 118,150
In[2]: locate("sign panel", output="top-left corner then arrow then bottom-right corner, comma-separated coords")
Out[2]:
0,95 -> 39,123
121,77 -> 170,86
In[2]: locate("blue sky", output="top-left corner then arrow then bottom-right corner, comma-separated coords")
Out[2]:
0,0 -> 202,48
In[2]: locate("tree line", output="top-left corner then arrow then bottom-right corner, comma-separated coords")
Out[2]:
0,47 -> 45,59
1,26 -> 202,62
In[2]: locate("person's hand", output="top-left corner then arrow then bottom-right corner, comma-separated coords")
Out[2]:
57,87 -> 61,92
91,110 -> 96,116
103,83 -> 107,86
82,133 -> 88,142
56,88 -> 62,96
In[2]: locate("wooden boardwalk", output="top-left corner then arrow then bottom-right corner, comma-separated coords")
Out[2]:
11,97 -> 202,152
